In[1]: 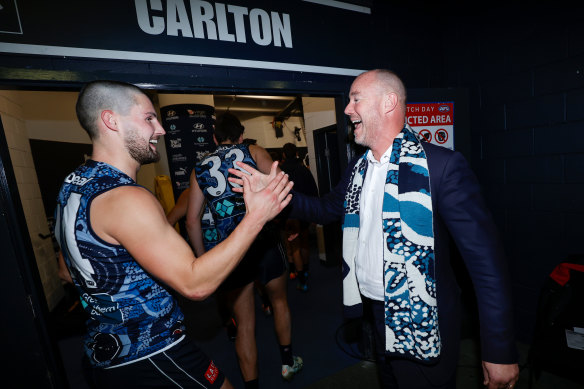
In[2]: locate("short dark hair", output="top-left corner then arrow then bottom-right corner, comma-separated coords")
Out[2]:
76,80 -> 145,139
214,112 -> 245,143
283,143 -> 297,160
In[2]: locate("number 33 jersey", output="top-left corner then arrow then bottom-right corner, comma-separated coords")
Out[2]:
195,144 -> 257,245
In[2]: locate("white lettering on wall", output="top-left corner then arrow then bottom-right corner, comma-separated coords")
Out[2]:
136,0 -> 165,34
167,0 -> 194,37
134,0 -> 293,48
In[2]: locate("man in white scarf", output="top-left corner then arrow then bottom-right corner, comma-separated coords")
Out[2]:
230,69 -> 519,389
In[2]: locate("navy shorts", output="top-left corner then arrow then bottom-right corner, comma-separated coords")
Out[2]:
86,337 -> 226,388
220,222 -> 287,291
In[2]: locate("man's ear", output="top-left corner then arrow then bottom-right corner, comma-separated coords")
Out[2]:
212,134 -> 218,146
101,110 -> 118,131
384,92 -> 398,114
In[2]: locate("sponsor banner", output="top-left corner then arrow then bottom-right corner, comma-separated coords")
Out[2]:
0,0 -> 372,75
406,102 -> 454,150
161,104 -> 216,198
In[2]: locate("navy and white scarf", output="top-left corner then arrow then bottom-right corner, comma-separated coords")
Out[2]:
342,125 -> 441,362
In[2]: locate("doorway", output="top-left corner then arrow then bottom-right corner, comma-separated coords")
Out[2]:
0,85 -> 347,388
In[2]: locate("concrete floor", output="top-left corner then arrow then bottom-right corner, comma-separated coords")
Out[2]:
304,339 -> 584,389
55,230 -> 584,389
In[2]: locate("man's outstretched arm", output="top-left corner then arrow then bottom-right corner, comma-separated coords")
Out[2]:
92,167 -> 293,301
229,160 -> 353,225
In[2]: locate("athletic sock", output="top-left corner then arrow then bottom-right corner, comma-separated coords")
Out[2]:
244,379 -> 259,389
298,270 -> 307,284
280,344 -> 294,366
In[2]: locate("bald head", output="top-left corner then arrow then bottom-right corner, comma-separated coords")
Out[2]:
76,80 -> 146,139
357,69 -> 407,111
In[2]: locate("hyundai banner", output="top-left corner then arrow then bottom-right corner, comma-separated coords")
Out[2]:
161,104 -> 216,198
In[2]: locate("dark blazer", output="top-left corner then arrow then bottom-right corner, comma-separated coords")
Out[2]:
289,142 -> 517,380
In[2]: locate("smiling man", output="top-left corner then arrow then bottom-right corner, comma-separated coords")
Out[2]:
229,69 -> 520,389
54,80 -> 293,389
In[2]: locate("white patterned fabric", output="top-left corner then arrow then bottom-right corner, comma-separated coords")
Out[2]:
342,125 -> 441,362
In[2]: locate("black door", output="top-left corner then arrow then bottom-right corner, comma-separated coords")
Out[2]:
0,117 -> 69,388
313,124 -> 342,267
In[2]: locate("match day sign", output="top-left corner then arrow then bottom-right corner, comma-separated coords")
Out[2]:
406,102 -> 454,150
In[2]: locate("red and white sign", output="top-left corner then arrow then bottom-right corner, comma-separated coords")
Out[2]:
406,102 -> 454,150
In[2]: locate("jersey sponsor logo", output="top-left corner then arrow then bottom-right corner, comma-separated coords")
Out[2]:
205,361 -> 219,384
215,199 -> 234,217
82,292 -> 123,324
203,228 -> 218,242
64,172 -> 92,186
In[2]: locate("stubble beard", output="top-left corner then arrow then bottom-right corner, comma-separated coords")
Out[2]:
125,128 -> 160,165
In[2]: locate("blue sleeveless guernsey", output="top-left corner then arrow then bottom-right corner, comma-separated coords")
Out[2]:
195,144 -> 257,248
54,160 -> 185,368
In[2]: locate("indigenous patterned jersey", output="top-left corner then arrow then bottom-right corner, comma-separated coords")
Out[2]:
54,160 -> 184,368
195,144 -> 256,247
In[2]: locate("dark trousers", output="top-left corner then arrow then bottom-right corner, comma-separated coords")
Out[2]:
362,297 -> 456,389
83,337 -> 226,389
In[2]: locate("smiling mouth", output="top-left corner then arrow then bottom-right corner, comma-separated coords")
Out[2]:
149,139 -> 159,151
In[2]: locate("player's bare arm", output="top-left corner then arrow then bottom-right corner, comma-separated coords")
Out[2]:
91,171 -> 292,300
249,144 -> 281,175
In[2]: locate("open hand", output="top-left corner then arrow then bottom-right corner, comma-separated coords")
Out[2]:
228,161 -> 275,193
242,168 -> 293,223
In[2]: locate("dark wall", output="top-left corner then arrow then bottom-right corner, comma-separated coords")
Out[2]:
30,140 -> 91,219
435,5 -> 584,342
354,2 -> 584,343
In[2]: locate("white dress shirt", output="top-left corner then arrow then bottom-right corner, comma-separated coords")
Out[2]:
356,146 -> 392,301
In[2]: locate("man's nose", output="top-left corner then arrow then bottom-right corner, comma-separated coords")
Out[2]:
344,101 -> 353,116
156,121 -> 166,135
